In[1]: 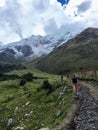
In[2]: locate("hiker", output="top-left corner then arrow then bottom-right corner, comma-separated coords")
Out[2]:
71,75 -> 78,95
67,74 -> 72,82
61,75 -> 63,81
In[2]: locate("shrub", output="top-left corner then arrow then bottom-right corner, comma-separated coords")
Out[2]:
41,80 -> 53,94
22,72 -> 33,82
19,79 -> 26,86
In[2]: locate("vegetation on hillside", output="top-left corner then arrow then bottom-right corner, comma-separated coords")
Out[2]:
35,28 -> 98,74
0,63 -> 26,73
0,69 -> 73,130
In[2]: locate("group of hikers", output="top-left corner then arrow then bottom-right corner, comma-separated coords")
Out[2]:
61,74 -> 78,97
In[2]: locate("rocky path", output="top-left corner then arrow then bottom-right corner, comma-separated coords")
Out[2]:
52,81 -> 98,130
70,82 -> 98,130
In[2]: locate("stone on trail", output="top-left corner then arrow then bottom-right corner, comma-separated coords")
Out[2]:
39,128 -> 50,130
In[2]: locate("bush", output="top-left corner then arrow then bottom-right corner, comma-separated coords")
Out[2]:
0,73 -> 20,81
22,73 -> 33,82
19,79 -> 26,86
19,73 -> 33,87
41,80 -> 53,94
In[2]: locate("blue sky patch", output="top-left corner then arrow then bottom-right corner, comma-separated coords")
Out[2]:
57,0 -> 70,6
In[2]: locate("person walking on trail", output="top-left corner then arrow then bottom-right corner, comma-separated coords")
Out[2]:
61,75 -> 63,81
71,75 -> 78,95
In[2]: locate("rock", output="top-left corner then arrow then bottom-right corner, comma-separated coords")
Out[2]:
14,106 -> 19,112
56,111 -> 61,117
7,118 -> 14,127
24,113 -> 31,118
30,111 -> 33,114
24,111 -> 33,118
25,101 -> 30,106
58,93 -> 64,99
39,128 -> 50,130
14,125 -> 26,130
63,86 -> 67,92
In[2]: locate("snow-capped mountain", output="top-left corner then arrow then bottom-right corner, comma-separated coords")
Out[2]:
0,30 -> 77,62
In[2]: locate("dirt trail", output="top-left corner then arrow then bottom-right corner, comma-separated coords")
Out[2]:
81,81 -> 98,101
52,81 -> 98,130
71,81 -> 98,130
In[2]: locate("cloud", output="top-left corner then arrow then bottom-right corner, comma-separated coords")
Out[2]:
33,0 -> 50,13
77,0 -> 92,14
0,0 -> 23,40
0,0 -> 98,44
44,18 -> 59,34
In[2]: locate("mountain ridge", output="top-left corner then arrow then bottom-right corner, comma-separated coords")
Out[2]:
0,32 -> 74,62
35,27 -> 98,74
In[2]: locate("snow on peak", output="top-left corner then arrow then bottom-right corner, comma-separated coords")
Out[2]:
0,29 -> 79,61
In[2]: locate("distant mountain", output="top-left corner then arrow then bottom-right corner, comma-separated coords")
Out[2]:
36,28 -> 98,74
0,31 -> 74,62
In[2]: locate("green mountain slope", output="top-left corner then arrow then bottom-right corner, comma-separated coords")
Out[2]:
36,28 -> 98,74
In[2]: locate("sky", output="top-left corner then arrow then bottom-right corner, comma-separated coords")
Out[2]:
0,0 -> 98,45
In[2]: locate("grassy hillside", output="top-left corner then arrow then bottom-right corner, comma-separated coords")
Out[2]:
0,69 -> 73,130
36,28 -> 98,74
0,61 -> 26,73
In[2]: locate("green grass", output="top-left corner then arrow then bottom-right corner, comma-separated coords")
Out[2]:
0,70 -> 73,130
